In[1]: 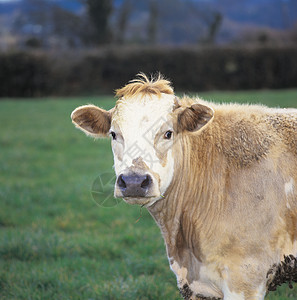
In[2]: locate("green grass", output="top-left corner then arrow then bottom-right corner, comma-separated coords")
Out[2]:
1,89 -> 297,300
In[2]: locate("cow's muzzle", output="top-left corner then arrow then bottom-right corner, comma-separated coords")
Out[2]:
116,173 -> 153,198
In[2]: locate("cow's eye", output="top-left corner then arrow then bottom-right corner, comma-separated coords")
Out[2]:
110,131 -> 116,140
164,130 -> 173,139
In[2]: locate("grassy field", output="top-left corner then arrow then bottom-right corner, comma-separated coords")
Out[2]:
1,89 -> 297,300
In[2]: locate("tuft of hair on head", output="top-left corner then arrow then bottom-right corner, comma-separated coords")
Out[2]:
115,73 -> 174,99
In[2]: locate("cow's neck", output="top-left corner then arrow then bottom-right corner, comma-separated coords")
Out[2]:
148,130 -> 226,263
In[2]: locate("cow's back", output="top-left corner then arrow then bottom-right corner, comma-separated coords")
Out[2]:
266,109 -> 297,156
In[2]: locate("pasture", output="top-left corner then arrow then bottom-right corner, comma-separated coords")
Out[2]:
1,89 -> 297,300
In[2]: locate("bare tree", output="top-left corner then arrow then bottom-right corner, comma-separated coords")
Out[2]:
116,0 -> 132,44
86,0 -> 113,44
148,0 -> 158,44
207,12 -> 222,44
187,1 -> 223,45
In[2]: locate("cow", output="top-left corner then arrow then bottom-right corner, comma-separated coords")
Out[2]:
71,73 -> 297,300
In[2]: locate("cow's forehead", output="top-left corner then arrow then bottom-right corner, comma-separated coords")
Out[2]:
112,94 -> 175,133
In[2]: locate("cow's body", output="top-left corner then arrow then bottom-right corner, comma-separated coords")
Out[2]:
71,74 -> 297,299
148,102 -> 297,299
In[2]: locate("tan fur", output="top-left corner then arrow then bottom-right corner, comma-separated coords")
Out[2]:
115,73 -> 174,99
148,97 -> 297,299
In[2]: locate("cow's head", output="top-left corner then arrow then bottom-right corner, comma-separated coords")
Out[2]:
71,74 -> 214,206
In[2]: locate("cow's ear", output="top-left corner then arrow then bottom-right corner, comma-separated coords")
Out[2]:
177,103 -> 214,132
71,105 -> 112,138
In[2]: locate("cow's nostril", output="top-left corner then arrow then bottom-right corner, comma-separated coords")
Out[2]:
117,174 -> 126,189
141,175 -> 152,189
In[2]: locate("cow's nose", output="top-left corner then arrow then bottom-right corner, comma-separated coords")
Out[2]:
117,173 -> 152,197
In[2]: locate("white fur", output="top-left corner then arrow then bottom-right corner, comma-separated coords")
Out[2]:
221,268 -> 244,300
170,260 -> 188,287
285,178 -> 294,209
111,93 -> 176,204
285,178 -> 294,197
270,108 -> 297,114
293,241 -> 297,257
222,282 -> 245,300
253,283 -> 266,300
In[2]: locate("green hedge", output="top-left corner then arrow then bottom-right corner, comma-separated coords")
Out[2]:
0,52 -> 52,97
1,47 -> 297,97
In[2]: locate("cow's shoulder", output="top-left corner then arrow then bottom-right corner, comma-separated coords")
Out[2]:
265,108 -> 297,156
191,102 -> 296,168
208,103 -> 275,168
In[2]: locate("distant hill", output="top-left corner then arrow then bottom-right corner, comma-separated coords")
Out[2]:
0,0 -> 84,15
113,0 -> 297,29
0,0 -> 296,48
1,0 -> 296,30
212,0 -> 297,29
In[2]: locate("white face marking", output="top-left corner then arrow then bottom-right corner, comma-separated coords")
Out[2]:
285,178 -> 294,197
111,93 -> 176,205
170,261 -> 188,287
